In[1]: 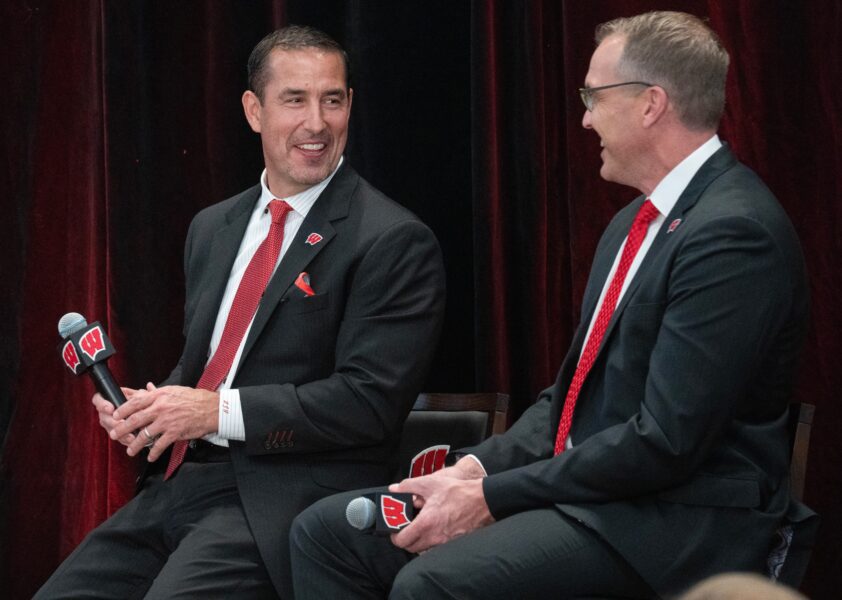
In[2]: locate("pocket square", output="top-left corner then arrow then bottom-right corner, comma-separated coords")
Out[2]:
294,272 -> 315,297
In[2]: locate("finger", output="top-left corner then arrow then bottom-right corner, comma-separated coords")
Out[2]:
111,407 -> 154,441
391,518 -> 424,552
146,431 -> 177,462
390,477 -> 429,496
125,426 -> 152,457
113,396 -> 150,421
146,382 -> 157,391
92,393 -> 114,414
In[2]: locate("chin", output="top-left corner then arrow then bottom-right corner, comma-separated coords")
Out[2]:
599,163 -> 615,183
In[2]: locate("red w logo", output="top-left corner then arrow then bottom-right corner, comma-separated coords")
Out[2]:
409,444 -> 449,478
305,232 -> 323,246
79,326 -> 106,361
62,341 -> 81,373
381,495 -> 411,530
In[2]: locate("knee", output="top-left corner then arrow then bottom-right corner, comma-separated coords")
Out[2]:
390,558 -> 447,600
290,491 -> 355,557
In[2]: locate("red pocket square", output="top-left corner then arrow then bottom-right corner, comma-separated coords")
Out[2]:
294,272 -> 315,296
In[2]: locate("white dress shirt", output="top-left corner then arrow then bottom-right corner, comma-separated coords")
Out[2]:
204,157 -> 343,446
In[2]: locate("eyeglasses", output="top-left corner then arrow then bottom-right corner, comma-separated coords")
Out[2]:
578,81 -> 655,111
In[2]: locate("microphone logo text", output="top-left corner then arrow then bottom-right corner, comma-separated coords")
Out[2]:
79,326 -> 106,361
62,341 -> 81,374
381,495 -> 411,530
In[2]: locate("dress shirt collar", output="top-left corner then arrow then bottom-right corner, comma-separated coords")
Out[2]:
648,135 -> 722,217
256,155 -> 344,218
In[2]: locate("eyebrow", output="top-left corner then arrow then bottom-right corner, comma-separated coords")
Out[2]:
279,87 -> 347,98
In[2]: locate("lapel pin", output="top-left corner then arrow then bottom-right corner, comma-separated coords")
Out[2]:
667,218 -> 682,233
305,232 -> 323,246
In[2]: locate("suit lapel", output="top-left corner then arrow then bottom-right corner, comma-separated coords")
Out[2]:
185,187 -> 259,381
237,164 -> 357,368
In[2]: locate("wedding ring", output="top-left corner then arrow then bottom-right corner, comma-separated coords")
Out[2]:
143,427 -> 156,447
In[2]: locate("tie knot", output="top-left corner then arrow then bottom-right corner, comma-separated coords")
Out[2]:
635,199 -> 660,227
268,199 -> 293,224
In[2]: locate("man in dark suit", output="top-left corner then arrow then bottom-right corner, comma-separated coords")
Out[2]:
290,11 -> 809,599
36,26 -> 445,598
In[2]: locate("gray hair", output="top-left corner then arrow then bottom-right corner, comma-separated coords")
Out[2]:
247,25 -> 350,101
596,11 -> 729,130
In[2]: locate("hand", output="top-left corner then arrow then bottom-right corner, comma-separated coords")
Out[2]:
388,473 -> 494,554
92,387 -> 143,447
404,458 -> 486,510
110,384 -> 219,462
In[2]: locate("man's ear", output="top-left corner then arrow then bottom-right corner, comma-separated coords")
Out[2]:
641,85 -> 669,128
242,90 -> 262,133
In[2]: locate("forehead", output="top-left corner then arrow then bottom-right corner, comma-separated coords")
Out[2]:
585,34 -> 625,85
265,48 -> 347,89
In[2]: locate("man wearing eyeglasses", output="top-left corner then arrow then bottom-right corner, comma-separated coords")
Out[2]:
290,11 -> 811,599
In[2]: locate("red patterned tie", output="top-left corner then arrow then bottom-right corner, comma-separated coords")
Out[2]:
165,199 -> 293,479
554,200 -> 660,455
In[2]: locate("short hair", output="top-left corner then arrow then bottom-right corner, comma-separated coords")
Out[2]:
247,25 -> 350,101
596,11 -> 729,131
678,573 -> 807,600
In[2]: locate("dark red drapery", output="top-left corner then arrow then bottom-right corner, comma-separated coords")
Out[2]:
2,1 -> 840,597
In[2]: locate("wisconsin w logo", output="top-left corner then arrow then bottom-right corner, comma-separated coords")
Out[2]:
380,494 -> 411,530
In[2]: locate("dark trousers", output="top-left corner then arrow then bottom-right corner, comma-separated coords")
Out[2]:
34,461 -> 277,599
290,488 -> 655,600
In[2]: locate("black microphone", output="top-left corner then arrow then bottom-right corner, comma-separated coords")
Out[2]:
57,312 -> 128,407
345,492 -> 416,535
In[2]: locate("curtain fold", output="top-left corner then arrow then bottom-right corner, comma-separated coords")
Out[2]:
2,1 -> 840,597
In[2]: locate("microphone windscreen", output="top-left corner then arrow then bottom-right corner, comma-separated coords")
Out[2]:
58,312 -> 88,339
345,496 -> 376,531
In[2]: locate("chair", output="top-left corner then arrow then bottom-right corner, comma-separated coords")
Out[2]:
768,402 -> 818,587
787,401 -> 815,504
394,393 -> 509,480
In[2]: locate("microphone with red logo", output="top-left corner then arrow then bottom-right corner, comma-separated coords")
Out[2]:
57,312 -> 127,407
345,492 -> 416,535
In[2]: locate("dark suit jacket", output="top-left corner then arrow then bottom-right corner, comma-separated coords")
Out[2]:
160,162 -> 446,596
466,147 -> 809,596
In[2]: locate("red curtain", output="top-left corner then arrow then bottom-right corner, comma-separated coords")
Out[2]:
2,1 -> 840,597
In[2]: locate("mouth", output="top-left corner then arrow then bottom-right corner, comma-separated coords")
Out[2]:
293,141 -> 329,158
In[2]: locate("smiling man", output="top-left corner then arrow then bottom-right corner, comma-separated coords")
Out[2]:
35,26 -> 445,599
290,12 -> 810,599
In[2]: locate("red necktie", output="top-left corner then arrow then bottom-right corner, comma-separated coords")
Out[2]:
554,200 -> 660,455
165,199 -> 293,479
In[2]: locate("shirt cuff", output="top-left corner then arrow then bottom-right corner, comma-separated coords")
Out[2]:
217,388 -> 246,441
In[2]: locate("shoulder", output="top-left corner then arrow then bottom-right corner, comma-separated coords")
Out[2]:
338,167 -> 437,243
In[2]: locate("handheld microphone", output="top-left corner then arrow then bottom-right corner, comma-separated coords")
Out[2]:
345,492 -> 416,535
57,312 -> 128,407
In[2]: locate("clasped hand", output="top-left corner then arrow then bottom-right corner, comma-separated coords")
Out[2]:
93,383 -> 219,462
388,459 -> 495,554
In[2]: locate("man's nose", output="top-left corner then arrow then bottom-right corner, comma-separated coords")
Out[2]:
582,108 -> 592,129
303,101 -> 327,132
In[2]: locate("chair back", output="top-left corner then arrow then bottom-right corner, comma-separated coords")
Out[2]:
394,393 -> 509,480
788,401 -> 814,503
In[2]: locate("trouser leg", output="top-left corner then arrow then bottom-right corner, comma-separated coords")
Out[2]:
290,487 -> 654,600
